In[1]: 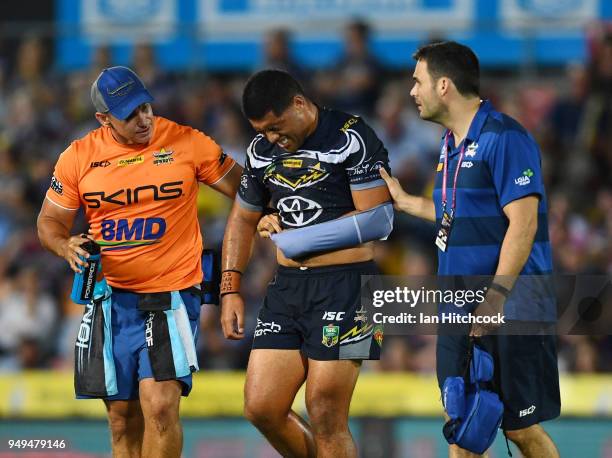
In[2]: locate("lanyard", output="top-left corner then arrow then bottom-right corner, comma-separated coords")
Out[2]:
441,131 -> 467,214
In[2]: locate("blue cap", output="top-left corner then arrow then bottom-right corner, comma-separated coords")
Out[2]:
91,66 -> 154,120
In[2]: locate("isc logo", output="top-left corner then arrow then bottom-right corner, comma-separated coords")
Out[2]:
101,217 -> 166,242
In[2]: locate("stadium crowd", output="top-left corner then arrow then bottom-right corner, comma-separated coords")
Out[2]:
0,22 -> 610,375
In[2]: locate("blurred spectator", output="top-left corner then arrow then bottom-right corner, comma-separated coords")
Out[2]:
261,28 -> 308,84
0,264 -> 58,371
315,19 -> 382,117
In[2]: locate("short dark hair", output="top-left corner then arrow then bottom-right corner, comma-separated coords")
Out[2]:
413,41 -> 480,97
242,70 -> 305,120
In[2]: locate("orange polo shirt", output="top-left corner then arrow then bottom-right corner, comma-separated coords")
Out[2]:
46,116 -> 235,292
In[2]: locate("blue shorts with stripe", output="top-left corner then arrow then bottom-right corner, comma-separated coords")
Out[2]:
76,289 -> 200,400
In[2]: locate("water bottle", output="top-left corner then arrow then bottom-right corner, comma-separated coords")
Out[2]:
70,240 -> 102,304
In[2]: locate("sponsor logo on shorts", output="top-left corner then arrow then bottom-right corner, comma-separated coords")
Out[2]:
117,154 -> 144,167
322,324 -> 340,347
354,306 -> 368,323
75,302 -> 95,350
50,175 -> 63,195
373,325 -> 384,347
339,324 -> 373,345
153,148 -> 174,165
519,405 -> 536,417
322,311 -> 345,321
254,318 -> 281,336
219,151 -> 227,165
145,313 -> 154,347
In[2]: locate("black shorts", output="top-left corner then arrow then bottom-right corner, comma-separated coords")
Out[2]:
252,261 -> 382,361
436,329 -> 561,430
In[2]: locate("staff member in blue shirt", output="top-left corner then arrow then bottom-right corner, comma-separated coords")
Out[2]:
381,41 -> 560,458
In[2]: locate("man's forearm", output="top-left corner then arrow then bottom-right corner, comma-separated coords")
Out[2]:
493,219 -> 537,290
397,195 -> 436,222
221,204 -> 260,273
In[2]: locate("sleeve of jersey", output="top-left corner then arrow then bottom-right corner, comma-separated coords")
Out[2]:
236,157 -> 269,213
489,130 -> 544,208
344,119 -> 391,191
192,130 -> 236,185
45,145 -> 81,210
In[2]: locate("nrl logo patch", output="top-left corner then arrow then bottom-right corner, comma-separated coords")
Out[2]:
322,324 -> 340,348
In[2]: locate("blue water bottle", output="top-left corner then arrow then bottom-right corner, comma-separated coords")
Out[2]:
70,240 -> 102,304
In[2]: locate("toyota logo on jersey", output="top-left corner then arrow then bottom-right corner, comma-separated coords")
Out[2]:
277,196 -> 323,227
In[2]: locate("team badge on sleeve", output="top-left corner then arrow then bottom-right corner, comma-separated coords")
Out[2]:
50,175 -> 63,195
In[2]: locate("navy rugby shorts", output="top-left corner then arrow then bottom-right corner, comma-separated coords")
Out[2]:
252,261 -> 383,360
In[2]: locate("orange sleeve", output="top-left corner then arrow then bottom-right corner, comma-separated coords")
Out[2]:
45,144 -> 81,210
191,129 -> 236,185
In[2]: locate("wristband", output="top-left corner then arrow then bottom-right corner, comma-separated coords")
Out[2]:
220,270 -> 241,296
488,282 -> 511,298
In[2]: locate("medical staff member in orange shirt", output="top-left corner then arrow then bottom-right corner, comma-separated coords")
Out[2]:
37,66 -> 241,458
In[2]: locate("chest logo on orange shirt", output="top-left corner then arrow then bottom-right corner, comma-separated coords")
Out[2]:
153,148 -> 174,166
117,154 -> 144,167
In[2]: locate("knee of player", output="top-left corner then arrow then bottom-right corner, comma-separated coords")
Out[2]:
107,415 -> 129,440
305,395 -> 348,434
243,399 -> 283,430
143,398 -> 180,431
505,424 -> 540,445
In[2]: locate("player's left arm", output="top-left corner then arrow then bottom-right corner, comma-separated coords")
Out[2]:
350,184 -> 391,211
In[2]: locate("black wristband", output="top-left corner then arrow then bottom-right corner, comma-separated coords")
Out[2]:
488,282 -> 511,298
222,269 -> 242,275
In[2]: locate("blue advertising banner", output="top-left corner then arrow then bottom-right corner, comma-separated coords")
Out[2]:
56,0 -> 612,71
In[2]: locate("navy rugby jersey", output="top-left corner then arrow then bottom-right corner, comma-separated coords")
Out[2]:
432,101 -> 555,321
237,108 -> 390,229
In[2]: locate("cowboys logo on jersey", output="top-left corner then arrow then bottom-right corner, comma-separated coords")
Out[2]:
237,108 -> 390,228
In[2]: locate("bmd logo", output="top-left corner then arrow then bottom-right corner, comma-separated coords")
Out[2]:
99,217 -> 166,251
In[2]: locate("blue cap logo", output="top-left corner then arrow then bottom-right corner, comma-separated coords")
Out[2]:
91,66 -> 154,120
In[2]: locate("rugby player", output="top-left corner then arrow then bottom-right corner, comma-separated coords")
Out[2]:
220,70 -> 392,457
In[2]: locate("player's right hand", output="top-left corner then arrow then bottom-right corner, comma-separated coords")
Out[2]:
60,233 -> 94,273
221,294 -> 245,340
257,213 -> 282,238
